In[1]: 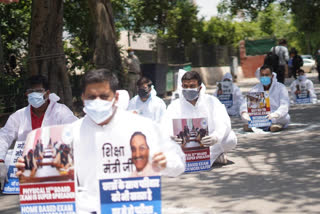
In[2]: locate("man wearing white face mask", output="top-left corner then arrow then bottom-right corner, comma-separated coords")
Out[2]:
289,69 -> 317,104
163,71 -> 237,165
60,69 -> 184,213
0,75 -> 77,191
240,64 -> 291,132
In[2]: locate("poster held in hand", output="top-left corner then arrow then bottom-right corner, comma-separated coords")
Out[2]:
216,82 -> 233,108
172,118 -> 210,172
296,83 -> 311,104
96,130 -> 161,214
19,125 -> 76,214
247,92 -> 272,128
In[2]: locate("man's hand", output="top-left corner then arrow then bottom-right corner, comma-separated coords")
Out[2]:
15,157 -> 25,177
152,152 -> 167,169
241,112 -> 251,121
0,162 -> 7,190
200,135 -> 218,147
170,136 -> 183,144
266,113 -> 279,120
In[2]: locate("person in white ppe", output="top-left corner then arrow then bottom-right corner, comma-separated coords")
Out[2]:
17,69 -> 185,213
289,69 -> 317,104
115,89 -> 130,110
0,75 -> 77,191
164,71 -> 237,165
213,73 -> 243,116
127,76 -> 166,123
240,64 -> 290,132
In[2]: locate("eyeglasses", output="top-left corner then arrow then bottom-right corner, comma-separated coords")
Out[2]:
26,88 -> 46,93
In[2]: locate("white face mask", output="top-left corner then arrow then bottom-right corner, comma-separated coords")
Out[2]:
28,92 -> 46,108
83,98 -> 115,124
182,88 -> 199,101
298,75 -> 306,81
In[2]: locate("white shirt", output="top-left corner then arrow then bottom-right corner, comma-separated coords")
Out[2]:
240,73 -> 290,123
289,78 -> 317,104
163,91 -> 237,164
0,93 -> 78,160
72,109 -> 185,213
127,95 -> 166,123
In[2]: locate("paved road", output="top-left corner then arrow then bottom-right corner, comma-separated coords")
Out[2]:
1,73 -> 320,214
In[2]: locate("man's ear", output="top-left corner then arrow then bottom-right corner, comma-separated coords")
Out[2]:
114,91 -> 119,104
45,90 -> 50,99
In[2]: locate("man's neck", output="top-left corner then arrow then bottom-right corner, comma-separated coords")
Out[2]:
263,84 -> 271,91
32,101 -> 49,117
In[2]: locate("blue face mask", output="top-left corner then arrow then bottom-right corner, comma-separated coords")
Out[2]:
260,76 -> 271,86
28,92 -> 46,108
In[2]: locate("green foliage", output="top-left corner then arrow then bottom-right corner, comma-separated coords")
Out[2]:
0,0 -> 31,61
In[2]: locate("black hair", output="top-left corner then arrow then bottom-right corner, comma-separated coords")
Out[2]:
27,75 -> 49,90
81,69 -> 119,93
129,131 -> 149,148
290,48 -> 297,55
136,76 -> 152,87
181,71 -> 202,86
278,39 -> 287,45
260,64 -> 273,74
298,69 -> 305,74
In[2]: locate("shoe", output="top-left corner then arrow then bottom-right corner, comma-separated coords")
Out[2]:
270,124 -> 283,132
243,124 -> 253,132
215,153 -> 228,165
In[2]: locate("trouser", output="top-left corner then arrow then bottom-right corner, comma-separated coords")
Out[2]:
209,130 -> 237,165
127,73 -> 140,98
276,65 -> 285,84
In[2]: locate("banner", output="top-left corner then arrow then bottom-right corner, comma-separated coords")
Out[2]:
216,82 -> 233,108
3,141 -> 25,194
172,118 -> 210,172
19,125 -> 76,214
96,130 -> 161,214
296,83 -> 311,104
247,92 -> 272,128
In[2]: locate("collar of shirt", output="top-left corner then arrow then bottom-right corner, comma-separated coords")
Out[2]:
30,100 -> 50,130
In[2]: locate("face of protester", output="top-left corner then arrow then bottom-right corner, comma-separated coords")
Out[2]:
260,68 -> 273,87
130,135 -> 149,172
138,83 -> 151,102
81,81 -> 119,125
25,83 -> 50,108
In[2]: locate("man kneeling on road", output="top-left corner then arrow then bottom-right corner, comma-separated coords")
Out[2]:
0,75 -> 78,191
163,71 -> 237,165
240,64 -> 290,132
16,69 -> 185,213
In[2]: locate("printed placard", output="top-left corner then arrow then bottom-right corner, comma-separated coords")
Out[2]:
172,118 -> 210,172
97,131 -> 161,214
247,92 -> 272,128
217,81 -> 233,108
3,141 -> 25,194
19,125 -> 76,214
296,83 -> 311,104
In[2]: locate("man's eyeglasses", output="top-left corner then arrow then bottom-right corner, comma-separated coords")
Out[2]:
26,88 -> 45,93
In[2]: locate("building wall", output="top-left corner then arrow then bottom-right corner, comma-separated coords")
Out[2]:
239,40 -> 266,78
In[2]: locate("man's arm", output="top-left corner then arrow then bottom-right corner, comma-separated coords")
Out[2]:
57,104 -> 78,124
0,114 -> 19,160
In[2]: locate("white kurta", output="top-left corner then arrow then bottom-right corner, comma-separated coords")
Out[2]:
0,93 -> 78,160
213,73 -> 244,116
72,109 -> 185,213
240,74 -> 291,127
127,95 -> 166,123
289,78 -> 317,104
163,91 -> 237,165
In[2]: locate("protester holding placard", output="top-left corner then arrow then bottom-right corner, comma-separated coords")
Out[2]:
127,76 -> 166,123
163,71 -> 237,165
289,69 -> 317,104
240,64 -> 290,132
0,75 -> 78,193
213,73 -> 243,116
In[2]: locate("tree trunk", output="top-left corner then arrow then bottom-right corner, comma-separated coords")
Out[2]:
87,0 -> 122,75
28,0 -> 72,108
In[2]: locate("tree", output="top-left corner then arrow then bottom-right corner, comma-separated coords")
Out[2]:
28,0 -> 72,108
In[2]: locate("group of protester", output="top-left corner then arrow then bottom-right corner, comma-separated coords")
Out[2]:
0,41 -> 317,213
